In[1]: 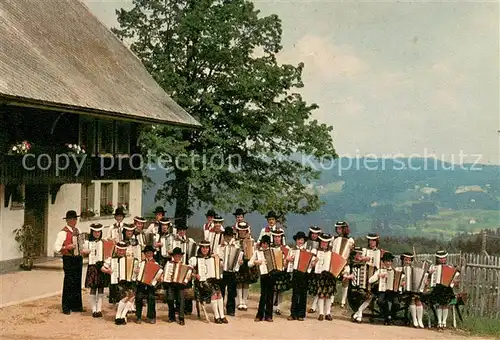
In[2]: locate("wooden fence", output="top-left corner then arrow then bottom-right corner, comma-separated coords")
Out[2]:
397,253 -> 500,319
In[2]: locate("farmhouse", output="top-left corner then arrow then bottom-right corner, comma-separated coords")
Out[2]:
0,0 -> 200,270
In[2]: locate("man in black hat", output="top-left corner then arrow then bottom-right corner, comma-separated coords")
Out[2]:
106,207 -> 126,241
165,247 -> 188,325
287,231 -> 310,321
232,208 -> 249,231
53,210 -> 85,314
203,209 -> 216,240
257,211 -> 286,246
220,226 -> 239,316
135,245 -> 160,324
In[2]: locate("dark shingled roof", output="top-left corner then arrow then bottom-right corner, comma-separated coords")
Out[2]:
0,0 -> 200,127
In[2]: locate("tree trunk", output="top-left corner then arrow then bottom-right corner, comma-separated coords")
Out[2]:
173,168 -> 190,229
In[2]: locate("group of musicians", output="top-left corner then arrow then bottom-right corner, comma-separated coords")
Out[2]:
54,207 -> 459,330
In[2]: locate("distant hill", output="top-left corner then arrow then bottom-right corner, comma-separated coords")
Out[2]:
142,157 -> 500,241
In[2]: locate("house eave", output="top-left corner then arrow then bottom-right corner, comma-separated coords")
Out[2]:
0,94 -> 201,129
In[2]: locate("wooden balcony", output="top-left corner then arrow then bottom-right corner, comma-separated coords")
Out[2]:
0,153 -> 142,185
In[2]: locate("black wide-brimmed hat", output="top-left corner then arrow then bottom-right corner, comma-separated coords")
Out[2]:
308,226 -> 322,233
224,226 -> 235,236
293,231 -> 308,241
171,247 -> 184,256
261,235 -> 271,245
114,207 -> 126,217
89,223 -> 103,231
318,233 -> 333,242
205,209 -> 216,217
400,252 -> 414,261
63,210 -> 79,219
236,221 -> 250,231
199,240 -> 211,247
142,245 -> 155,253
153,206 -> 165,214
134,216 -> 147,223
381,252 -> 395,262
233,208 -> 246,216
265,211 -> 278,219
366,233 -> 379,240
435,250 -> 448,258
271,229 -> 284,236
213,215 -> 224,223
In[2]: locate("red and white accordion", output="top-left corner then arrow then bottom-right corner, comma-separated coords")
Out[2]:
137,260 -> 163,286
163,262 -> 193,285
430,264 -> 460,288
314,250 -> 347,278
290,249 -> 314,273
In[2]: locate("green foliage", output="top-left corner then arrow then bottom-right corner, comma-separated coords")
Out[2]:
460,315 -> 500,338
113,0 -> 336,225
13,224 -> 40,257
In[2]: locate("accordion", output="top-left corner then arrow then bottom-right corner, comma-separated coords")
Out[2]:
242,238 -> 254,260
110,255 -> 138,284
353,264 -> 376,289
72,232 -> 88,256
160,234 -> 174,257
291,249 -> 314,273
137,260 -> 163,286
430,264 -> 460,288
403,262 -> 429,293
222,245 -> 243,272
314,250 -> 347,278
88,240 -> 114,265
363,248 -> 381,269
208,232 -> 224,256
163,262 -> 193,285
256,248 -> 285,275
378,267 -> 404,292
197,255 -> 222,281
331,237 -> 354,259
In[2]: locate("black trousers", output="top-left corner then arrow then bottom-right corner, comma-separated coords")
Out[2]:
135,283 -> 156,320
378,291 -> 399,321
184,281 -> 193,314
62,256 -> 83,313
290,271 -> 308,318
109,284 -> 120,303
166,284 -> 185,321
256,274 -> 275,319
220,272 -> 237,314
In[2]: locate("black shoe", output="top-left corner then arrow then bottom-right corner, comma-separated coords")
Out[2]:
96,312 -> 103,317
115,319 -> 121,325
62,311 -> 71,315
179,319 -> 185,326
92,312 -> 98,318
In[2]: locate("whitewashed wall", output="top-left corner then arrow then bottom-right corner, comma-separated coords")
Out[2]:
0,185 -> 25,261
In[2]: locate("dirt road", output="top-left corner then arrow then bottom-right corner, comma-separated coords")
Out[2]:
0,290 -> 493,340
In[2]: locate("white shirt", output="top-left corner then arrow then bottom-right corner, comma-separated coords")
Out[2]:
53,225 -> 80,254
107,222 -> 123,242
257,225 -> 286,244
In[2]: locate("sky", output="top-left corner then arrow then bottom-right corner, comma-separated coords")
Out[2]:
83,0 -> 499,165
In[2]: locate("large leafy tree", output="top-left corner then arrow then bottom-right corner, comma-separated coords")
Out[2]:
113,0 -> 337,227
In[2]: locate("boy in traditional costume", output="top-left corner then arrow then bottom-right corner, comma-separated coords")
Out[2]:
165,247 -> 190,325
232,208 -> 250,233
107,207 -> 126,242
203,209 -> 216,241
219,226 -> 239,316
249,235 -> 275,322
135,245 -> 162,324
286,231 -> 310,321
368,252 -> 399,325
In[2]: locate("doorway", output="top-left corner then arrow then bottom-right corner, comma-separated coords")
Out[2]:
24,185 -> 49,257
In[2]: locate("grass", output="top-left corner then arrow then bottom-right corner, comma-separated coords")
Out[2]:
459,315 -> 500,338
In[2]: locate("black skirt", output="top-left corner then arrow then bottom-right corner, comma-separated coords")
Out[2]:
235,260 -> 259,284
272,271 -> 292,292
84,263 -> 110,289
315,272 -> 337,298
194,279 -> 222,303
429,284 -> 455,306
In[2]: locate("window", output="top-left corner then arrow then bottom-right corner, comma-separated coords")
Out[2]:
80,183 -> 95,218
79,117 -> 96,155
115,122 -> 131,155
118,182 -> 130,212
97,120 -> 114,155
100,182 -> 113,215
